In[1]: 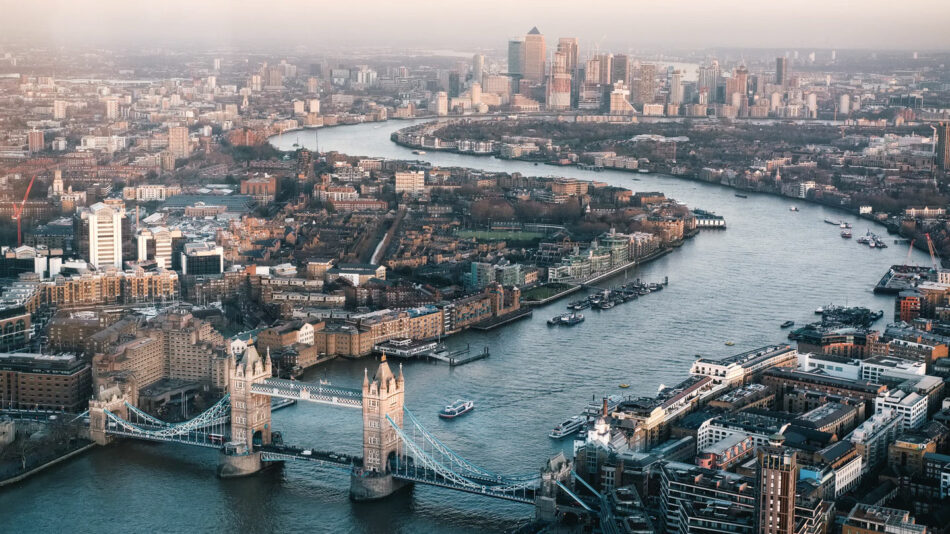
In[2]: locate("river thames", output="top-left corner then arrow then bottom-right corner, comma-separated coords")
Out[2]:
0,120 -> 932,534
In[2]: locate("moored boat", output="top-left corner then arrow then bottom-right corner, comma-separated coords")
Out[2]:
781,320 -> 795,328
549,416 -> 585,439
789,206 -> 799,211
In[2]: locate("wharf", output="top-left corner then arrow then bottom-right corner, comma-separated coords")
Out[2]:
471,308 -> 533,330
873,264 -> 934,294
426,346 -> 490,366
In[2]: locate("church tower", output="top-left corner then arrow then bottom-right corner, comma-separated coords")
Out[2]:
361,355 -> 404,474
228,345 -> 272,450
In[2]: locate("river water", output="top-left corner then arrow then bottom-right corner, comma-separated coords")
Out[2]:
0,120 -> 930,534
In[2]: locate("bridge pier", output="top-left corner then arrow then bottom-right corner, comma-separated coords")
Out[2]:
217,444 -> 262,478
349,471 -> 411,501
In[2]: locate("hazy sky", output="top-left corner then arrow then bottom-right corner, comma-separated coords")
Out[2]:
2,0 -> 949,52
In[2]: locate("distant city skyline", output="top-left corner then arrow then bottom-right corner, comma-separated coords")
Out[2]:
1,0 -> 949,52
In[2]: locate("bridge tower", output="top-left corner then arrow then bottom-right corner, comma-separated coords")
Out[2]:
218,345 -> 272,478
350,355 -> 410,500
87,385 -> 131,445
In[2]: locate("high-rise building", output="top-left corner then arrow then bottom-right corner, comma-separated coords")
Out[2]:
669,70 -> 684,105
611,54 -> 629,85
395,170 -> 426,194
507,38 -> 524,79
755,434 -> 798,534
27,130 -> 44,153
181,242 -> 224,276
53,100 -> 67,120
522,27 -> 546,83
472,53 -> 484,85
80,203 -> 125,269
598,53 -> 613,85
213,57 -> 221,71
168,126 -> 190,159
546,51 -> 572,110
556,37 -> 579,74
585,57 -> 601,84
136,227 -> 184,270
839,93 -> 851,116
935,122 -> 950,171
429,91 -> 448,116
698,61 -> 720,95
105,98 -> 119,120
265,66 -> 283,89
635,63 -> 656,105
776,57 -> 788,86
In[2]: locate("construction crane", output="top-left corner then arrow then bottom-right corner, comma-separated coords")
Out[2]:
11,174 -> 37,247
905,239 -> 916,266
925,233 -> 939,272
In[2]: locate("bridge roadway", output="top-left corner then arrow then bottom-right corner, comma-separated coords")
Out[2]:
259,444 -> 361,472
104,422 -> 225,449
251,378 -> 362,408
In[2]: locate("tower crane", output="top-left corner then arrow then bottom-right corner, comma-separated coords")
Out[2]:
11,174 -> 37,247
925,233 -> 939,271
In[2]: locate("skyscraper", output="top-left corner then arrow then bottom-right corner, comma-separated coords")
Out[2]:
472,53 -> 484,85
597,53 -> 613,85
522,27 -> 546,83
611,54 -> 629,85
80,202 -> 125,269
776,57 -> 788,86
935,122 -> 950,171
556,37 -> 579,75
507,37 -> 524,84
755,435 -> 798,534
635,63 -> 656,105
669,70 -> 684,105
546,51 -> 571,110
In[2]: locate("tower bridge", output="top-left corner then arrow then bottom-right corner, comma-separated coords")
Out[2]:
85,346 -> 577,516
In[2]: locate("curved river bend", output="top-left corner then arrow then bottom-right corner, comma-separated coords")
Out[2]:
0,120 -> 930,534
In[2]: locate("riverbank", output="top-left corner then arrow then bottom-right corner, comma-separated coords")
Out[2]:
0,442 -> 95,488
523,247 -> 677,307
388,121 -> 896,231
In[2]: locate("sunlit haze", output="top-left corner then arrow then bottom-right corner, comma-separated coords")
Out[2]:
2,0 -> 949,51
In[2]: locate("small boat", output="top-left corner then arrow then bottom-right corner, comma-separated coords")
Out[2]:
638,169 -> 650,174
561,313 -> 585,326
549,416 -> 585,439
841,230 -> 852,238
789,206 -> 799,212
412,150 -> 426,155
824,218 -> 840,225
724,341 -> 735,346
840,222 -> 852,229
618,383 -> 630,389
548,313 -> 568,325
439,399 -> 474,419
780,320 -> 795,328
734,193 -> 748,198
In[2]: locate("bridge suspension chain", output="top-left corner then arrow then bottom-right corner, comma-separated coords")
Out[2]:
402,408 -> 540,484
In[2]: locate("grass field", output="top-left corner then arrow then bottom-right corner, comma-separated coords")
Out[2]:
522,283 -> 575,301
457,230 -> 546,242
